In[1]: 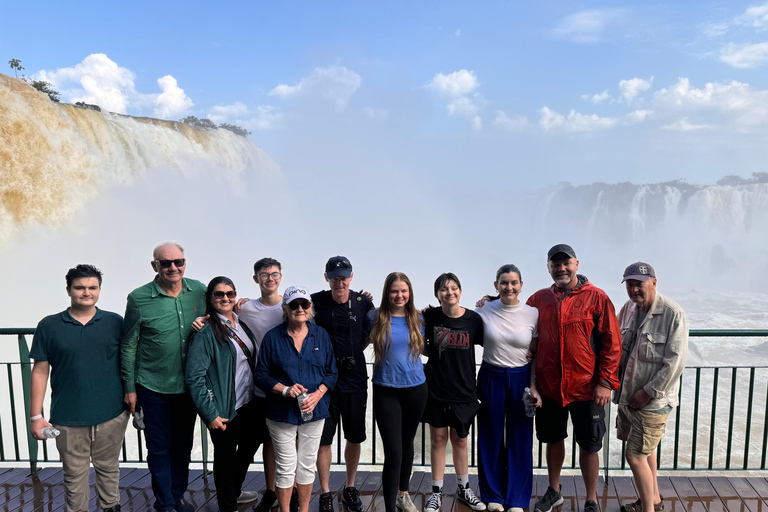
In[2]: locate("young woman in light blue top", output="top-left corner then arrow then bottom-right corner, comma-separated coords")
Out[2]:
368,272 -> 427,512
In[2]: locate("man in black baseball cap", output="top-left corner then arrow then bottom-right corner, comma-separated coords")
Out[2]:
312,257 -> 374,512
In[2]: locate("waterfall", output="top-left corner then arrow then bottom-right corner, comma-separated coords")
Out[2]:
0,73 -> 276,238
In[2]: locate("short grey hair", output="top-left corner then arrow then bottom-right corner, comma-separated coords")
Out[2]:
153,242 -> 185,260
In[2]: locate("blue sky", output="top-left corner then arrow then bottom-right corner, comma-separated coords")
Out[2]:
5,1 -> 768,189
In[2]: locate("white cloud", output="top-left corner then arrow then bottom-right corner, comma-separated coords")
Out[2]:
153,75 -> 194,118
455,28 -> 462,36
719,42 -> 768,68
494,111 -> 529,130
550,8 -> 624,43
428,70 -> 478,97
36,53 -> 136,113
736,3 -> 768,29
619,77 -> 653,103
538,107 -> 651,132
582,90 -> 611,104
428,70 -> 483,128
34,53 -> 194,119
269,66 -> 361,109
661,118 -> 712,131
654,77 -> 768,125
208,102 -> 281,131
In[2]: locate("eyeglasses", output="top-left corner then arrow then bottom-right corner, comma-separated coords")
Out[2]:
213,291 -> 237,299
288,300 -> 312,310
155,259 -> 186,269
258,272 -> 282,281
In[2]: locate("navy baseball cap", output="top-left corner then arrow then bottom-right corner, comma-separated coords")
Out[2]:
547,244 -> 577,261
325,256 -> 353,279
622,262 -> 656,283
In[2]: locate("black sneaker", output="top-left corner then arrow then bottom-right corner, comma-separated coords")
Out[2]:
534,485 -> 564,512
291,488 -> 299,512
104,505 -> 121,512
456,485 -> 486,511
584,500 -> 599,512
254,489 -> 278,512
320,491 -> 334,512
620,497 -> 664,512
341,487 -> 363,512
174,498 -> 195,512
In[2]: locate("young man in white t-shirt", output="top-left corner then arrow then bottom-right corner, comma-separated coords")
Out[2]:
238,258 -> 289,512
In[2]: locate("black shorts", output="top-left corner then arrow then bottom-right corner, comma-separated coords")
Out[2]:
250,395 -> 271,444
422,398 -> 479,439
320,390 -> 367,445
535,395 -> 606,453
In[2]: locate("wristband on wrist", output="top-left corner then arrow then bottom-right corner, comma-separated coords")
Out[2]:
599,379 -> 612,389
282,386 -> 290,397
30,414 -> 43,421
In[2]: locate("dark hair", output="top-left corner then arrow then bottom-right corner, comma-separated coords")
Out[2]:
434,272 -> 462,298
254,257 -> 282,275
66,264 -> 103,288
204,276 -> 236,345
495,264 -> 522,282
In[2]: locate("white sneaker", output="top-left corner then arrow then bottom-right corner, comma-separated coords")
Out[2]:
425,492 -> 442,512
507,508 -> 525,512
396,493 -> 418,512
237,491 -> 260,503
488,504 -> 505,512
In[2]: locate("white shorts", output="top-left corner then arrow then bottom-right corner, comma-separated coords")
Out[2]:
267,418 -> 325,487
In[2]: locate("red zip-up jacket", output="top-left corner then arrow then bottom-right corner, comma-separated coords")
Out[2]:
527,275 -> 621,406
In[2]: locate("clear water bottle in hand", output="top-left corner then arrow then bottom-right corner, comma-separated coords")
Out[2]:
297,392 -> 313,422
522,387 -> 536,417
41,426 -> 60,439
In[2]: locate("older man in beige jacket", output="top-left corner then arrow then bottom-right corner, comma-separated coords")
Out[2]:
614,262 -> 688,512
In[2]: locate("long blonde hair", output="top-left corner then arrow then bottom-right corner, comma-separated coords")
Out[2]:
370,272 -> 424,365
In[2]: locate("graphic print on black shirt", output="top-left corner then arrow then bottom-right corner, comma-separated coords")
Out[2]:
423,307 -> 484,402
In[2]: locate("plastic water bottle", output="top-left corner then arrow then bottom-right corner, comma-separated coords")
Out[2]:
41,426 -> 60,439
522,387 -> 536,417
297,392 -> 313,422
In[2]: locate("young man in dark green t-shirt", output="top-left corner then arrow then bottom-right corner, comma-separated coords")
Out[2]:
30,264 -> 129,512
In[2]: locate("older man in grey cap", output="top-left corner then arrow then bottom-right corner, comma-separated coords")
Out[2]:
614,262 -> 688,512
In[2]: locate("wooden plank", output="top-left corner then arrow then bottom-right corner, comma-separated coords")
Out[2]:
613,475 -> 638,507
670,477 -> 707,512
11,467 -> 68,512
746,479 -> 768,502
560,475 -> 577,512
710,477 -> 750,512
121,467 -> 157,512
657,477 -> 685,512
729,478 -> 767,512
358,470 -> 384,512
689,477 -> 727,512
0,468 -> 59,508
440,473 -> 458,512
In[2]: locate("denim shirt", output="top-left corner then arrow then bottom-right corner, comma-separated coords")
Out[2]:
255,322 -> 338,425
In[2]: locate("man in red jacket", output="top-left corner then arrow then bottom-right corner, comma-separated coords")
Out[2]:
529,244 -> 621,512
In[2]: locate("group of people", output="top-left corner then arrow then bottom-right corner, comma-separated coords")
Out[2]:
28,242 -> 689,512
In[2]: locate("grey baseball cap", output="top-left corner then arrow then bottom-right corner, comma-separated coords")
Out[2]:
622,262 -> 656,283
547,244 -> 577,261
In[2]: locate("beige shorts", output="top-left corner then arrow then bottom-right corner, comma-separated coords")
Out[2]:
616,404 -> 670,457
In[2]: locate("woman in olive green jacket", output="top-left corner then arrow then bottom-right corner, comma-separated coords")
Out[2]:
186,276 -> 260,512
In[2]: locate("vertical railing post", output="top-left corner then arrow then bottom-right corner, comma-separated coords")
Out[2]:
18,333 -> 39,474
201,421 -> 209,478
603,400 -> 611,483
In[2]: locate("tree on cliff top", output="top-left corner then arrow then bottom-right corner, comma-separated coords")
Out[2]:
180,116 -> 251,137
219,123 -> 252,137
8,59 -> 24,78
22,77 -> 60,102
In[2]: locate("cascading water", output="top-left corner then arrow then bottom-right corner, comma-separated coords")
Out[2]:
0,73 -> 277,238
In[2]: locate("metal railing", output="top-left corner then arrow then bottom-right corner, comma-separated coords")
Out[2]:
2,328 -> 767,479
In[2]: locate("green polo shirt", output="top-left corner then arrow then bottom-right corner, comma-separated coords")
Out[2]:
30,308 -> 125,426
121,277 -> 206,394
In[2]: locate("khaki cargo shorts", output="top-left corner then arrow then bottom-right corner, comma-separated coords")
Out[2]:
616,404 -> 670,457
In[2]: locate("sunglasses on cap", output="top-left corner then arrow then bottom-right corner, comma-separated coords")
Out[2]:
155,259 -> 186,269
288,299 -> 312,310
213,290 -> 237,299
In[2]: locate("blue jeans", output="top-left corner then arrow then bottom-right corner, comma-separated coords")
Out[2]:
136,384 -> 197,512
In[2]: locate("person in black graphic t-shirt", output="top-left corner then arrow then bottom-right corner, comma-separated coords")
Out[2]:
423,273 -> 486,512
311,256 -> 374,512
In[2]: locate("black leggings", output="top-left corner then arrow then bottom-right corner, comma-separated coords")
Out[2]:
373,383 -> 428,512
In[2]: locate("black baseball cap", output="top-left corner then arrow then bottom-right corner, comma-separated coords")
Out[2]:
325,256 -> 353,279
547,244 -> 577,261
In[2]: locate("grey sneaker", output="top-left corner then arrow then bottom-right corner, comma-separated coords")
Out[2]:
584,501 -> 599,512
457,485 -> 486,511
395,493 -> 418,512
425,492 -> 442,512
534,485 -> 564,512
238,491 -> 260,504
620,497 -> 664,512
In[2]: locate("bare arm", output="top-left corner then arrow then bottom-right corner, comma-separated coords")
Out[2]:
30,361 -> 53,440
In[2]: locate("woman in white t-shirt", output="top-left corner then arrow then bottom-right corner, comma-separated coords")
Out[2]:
475,264 -> 541,512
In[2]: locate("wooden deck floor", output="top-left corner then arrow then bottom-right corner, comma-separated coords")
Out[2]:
3,467 -> 768,512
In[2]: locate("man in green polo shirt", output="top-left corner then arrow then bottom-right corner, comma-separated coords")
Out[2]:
121,242 -> 206,512
30,264 -> 129,512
